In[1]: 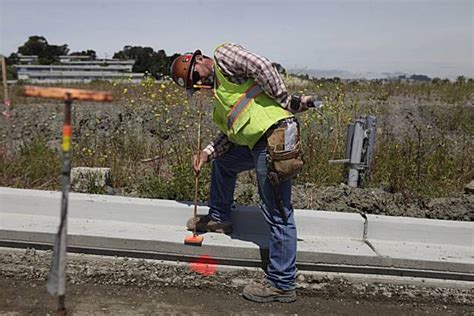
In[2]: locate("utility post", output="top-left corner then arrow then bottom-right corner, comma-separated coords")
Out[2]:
330,116 -> 377,187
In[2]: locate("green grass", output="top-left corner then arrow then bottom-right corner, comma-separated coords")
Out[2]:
1,78 -> 472,200
0,137 -> 61,189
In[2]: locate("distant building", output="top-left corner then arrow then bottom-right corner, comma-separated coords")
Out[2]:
14,54 -> 144,83
16,54 -> 39,65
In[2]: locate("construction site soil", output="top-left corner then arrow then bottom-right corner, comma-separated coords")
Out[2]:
1,101 -> 473,221
1,249 -> 473,315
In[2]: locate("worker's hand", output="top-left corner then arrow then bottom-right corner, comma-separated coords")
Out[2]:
301,95 -> 324,111
192,150 -> 209,175
297,95 -> 314,112
301,96 -> 313,108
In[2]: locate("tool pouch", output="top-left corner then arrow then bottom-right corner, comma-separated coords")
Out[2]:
266,119 -> 304,184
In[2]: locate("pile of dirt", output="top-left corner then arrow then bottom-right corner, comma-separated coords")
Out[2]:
234,183 -> 473,221
2,101 -> 472,221
0,102 -> 161,149
298,184 -> 473,220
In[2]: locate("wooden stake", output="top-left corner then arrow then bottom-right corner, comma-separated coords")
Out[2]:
1,55 -> 12,153
1,56 -> 8,102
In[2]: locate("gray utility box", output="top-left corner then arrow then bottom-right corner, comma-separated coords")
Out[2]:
330,116 -> 377,187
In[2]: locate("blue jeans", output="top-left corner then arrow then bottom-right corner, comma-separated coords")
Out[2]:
208,136 -> 297,291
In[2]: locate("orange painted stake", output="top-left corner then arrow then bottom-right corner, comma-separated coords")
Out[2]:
1,56 -> 12,152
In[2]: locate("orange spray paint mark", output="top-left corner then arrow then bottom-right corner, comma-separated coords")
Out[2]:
190,255 -> 217,276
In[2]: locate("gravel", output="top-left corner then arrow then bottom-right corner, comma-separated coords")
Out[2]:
1,248 -> 472,307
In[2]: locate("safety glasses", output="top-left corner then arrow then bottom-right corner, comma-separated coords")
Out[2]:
192,70 -> 201,85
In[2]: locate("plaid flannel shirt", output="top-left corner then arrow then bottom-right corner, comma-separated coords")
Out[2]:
203,43 -> 299,161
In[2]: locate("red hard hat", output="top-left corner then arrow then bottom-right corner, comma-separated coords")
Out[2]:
170,49 -> 201,96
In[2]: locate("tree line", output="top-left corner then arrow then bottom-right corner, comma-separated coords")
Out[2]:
5,35 -> 180,79
5,36 -> 470,83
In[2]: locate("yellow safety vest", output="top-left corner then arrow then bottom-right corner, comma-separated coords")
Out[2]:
212,47 -> 293,148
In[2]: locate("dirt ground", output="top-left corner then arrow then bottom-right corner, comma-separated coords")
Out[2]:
237,182 -> 474,221
1,277 -> 471,316
1,249 -> 473,315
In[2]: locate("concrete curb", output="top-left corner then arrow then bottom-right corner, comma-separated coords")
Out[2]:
1,187 -> 473,280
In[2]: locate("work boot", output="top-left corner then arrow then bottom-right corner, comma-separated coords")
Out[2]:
242,279 -> 296,303
186,215 -> 233,234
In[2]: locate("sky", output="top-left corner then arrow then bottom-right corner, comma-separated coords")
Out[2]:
1,0 -> 473,79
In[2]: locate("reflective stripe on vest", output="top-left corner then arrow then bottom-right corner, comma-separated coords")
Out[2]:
226,83 -> 263,129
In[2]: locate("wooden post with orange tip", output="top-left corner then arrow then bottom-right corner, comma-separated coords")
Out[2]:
23,85 -> 113,316
1,55 -> 12,152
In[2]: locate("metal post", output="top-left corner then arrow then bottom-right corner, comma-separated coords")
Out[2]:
364,116 -> 377,169
345,123 -> 354,160
57,295 -> 66,316
329,115 -> 377,187
348,119 -> 364,187
47,94 -> 72,316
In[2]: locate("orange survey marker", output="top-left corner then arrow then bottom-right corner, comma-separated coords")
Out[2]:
24,85 -> 113,102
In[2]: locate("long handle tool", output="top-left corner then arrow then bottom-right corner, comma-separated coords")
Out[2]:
184,99 -> 204,246
23,86 -> 112,316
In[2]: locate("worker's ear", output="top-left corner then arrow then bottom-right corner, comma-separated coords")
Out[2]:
195,55 -> 204,64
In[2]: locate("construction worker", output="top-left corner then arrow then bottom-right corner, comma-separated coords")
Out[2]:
170,43 -> 315,303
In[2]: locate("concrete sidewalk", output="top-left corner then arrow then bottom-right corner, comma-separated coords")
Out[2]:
0,187 -> 473,280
